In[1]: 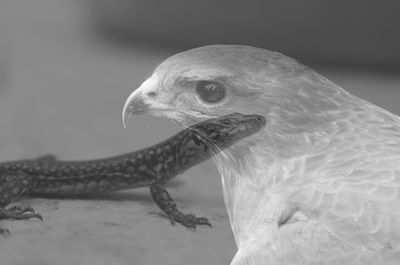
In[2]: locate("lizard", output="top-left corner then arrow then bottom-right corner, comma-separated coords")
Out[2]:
0,113 -> 266,232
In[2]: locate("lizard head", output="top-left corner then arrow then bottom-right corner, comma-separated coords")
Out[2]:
187,112 -> 266,151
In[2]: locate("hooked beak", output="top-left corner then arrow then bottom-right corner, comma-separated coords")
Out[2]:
122,74 -> 213,128
122,76 -> 159,128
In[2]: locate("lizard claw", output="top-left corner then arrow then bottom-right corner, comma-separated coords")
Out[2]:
0,206 -> 43,221
33,213 -> 44,221
173,213 -> 212,229
194,216 -> 212,227
25,206 -> 36,214
9,205 -> 35,214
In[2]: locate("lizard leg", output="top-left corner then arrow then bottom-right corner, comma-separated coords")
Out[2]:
149,178 -> 211,229
0,172 -> 42,221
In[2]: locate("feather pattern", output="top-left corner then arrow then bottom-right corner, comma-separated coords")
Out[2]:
275,103 -> 400,264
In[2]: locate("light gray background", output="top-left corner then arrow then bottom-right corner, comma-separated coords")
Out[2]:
0,1 -> 399,265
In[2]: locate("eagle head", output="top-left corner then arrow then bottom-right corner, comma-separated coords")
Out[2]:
123,45 -> 353,159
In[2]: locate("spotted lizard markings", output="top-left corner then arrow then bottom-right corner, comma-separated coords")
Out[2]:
0,113 -> 265,231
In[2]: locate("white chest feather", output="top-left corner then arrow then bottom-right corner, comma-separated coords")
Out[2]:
214,114 -> 400,264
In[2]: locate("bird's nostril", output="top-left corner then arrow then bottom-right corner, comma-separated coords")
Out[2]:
147,91 -> 157,98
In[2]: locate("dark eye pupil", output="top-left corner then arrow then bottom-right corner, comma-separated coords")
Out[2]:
196,81 -> 225,103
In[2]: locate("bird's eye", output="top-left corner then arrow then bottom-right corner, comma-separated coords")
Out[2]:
195,81 -> 225,103
221,119 -> 234,127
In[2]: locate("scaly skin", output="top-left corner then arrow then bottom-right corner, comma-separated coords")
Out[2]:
0,113 -> 265,231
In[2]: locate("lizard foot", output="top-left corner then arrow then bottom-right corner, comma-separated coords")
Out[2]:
0,206 -> 43,221
8,205 -> 36,214
170,212 -> 212,229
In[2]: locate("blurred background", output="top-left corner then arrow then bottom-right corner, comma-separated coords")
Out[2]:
0,0 -> 399,265
91,0 -> 400,67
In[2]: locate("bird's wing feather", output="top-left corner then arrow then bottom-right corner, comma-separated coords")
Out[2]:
287,106 -> 400,263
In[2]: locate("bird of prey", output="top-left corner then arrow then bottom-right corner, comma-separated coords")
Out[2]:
123,45 -> 400,265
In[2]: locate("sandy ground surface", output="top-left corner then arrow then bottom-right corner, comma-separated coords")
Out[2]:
0,1 -> 399,265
